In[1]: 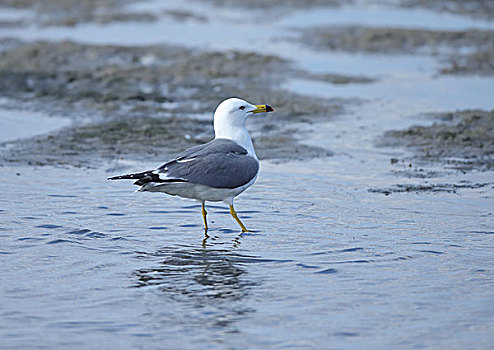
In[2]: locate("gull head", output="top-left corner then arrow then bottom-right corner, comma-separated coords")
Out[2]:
213,97 -> 274,140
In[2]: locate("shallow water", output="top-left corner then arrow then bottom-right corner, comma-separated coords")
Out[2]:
287,74 -> 494,111
1,0 -> 494,349
280,5 -> 494,30
1,103 -> 493,348
0,105 -> 71,143
1,153 -> 493,349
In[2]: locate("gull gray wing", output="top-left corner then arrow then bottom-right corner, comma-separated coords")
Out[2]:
156,139 -> 259,189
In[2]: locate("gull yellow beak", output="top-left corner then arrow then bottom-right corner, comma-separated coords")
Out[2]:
252,104 -> 274,114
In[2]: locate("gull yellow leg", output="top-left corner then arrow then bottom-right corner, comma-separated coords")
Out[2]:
229,204 -> 249,233
202,202 -> 209,233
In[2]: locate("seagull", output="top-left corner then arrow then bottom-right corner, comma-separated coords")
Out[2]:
108,98 -> 274,233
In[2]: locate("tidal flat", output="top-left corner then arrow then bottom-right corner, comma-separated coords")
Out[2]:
0,1 -> 493,349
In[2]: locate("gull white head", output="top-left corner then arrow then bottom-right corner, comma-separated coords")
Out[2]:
213,97 -> 274,155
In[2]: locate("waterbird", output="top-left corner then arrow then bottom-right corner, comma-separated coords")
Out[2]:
108,98 -> 274,233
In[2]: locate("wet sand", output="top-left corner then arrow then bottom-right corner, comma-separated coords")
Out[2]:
1,0 -> 492,169
297,26 -> 494,76
442,47 -> 494,76
0,39 -> 347,166
383,110 -> 494,171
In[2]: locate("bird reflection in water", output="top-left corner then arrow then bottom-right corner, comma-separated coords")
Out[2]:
133,245 -> 260,329
203,228 -> 249,248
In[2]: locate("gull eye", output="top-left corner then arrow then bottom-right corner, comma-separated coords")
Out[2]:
239,106 -> 245,110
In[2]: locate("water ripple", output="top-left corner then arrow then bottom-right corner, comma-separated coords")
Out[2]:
419,250 -> 444,255
36,224 -> 63,229
47,239 -> 79,245
316,268 -> 338,274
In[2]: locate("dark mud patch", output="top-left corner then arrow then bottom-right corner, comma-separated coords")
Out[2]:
297,26 -> 494,76
196,0 -> 346,10
391,168 -> 446,179
0,19 -> 25,29
298,26 -> 494,55
369,181 -> 494,195
371,110 -> 494,194
0,40 -> 283,113
401,0 -> 494,20
0,40 -> 352,118
300,71 -> 375,85
203,0 -> 494,20
0,116 -> 331,167
441,46 -> 494,76
0,40 -> 343,166
383,110 -> 494,171
162,9 -> 207,23
0,117 -> 211,167
0,0 -> 156,27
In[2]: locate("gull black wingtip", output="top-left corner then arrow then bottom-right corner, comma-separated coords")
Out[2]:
107,171 -> 151,181
108,175 -> 129,180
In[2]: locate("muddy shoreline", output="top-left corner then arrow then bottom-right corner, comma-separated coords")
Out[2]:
383,110 -> 494,171
0,39 -> 346,167
1,3 -> 493,348
369,109 -> 494,193
1,0 -> 493,174
3,0 -> 494,22
297,26 -> 494,76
